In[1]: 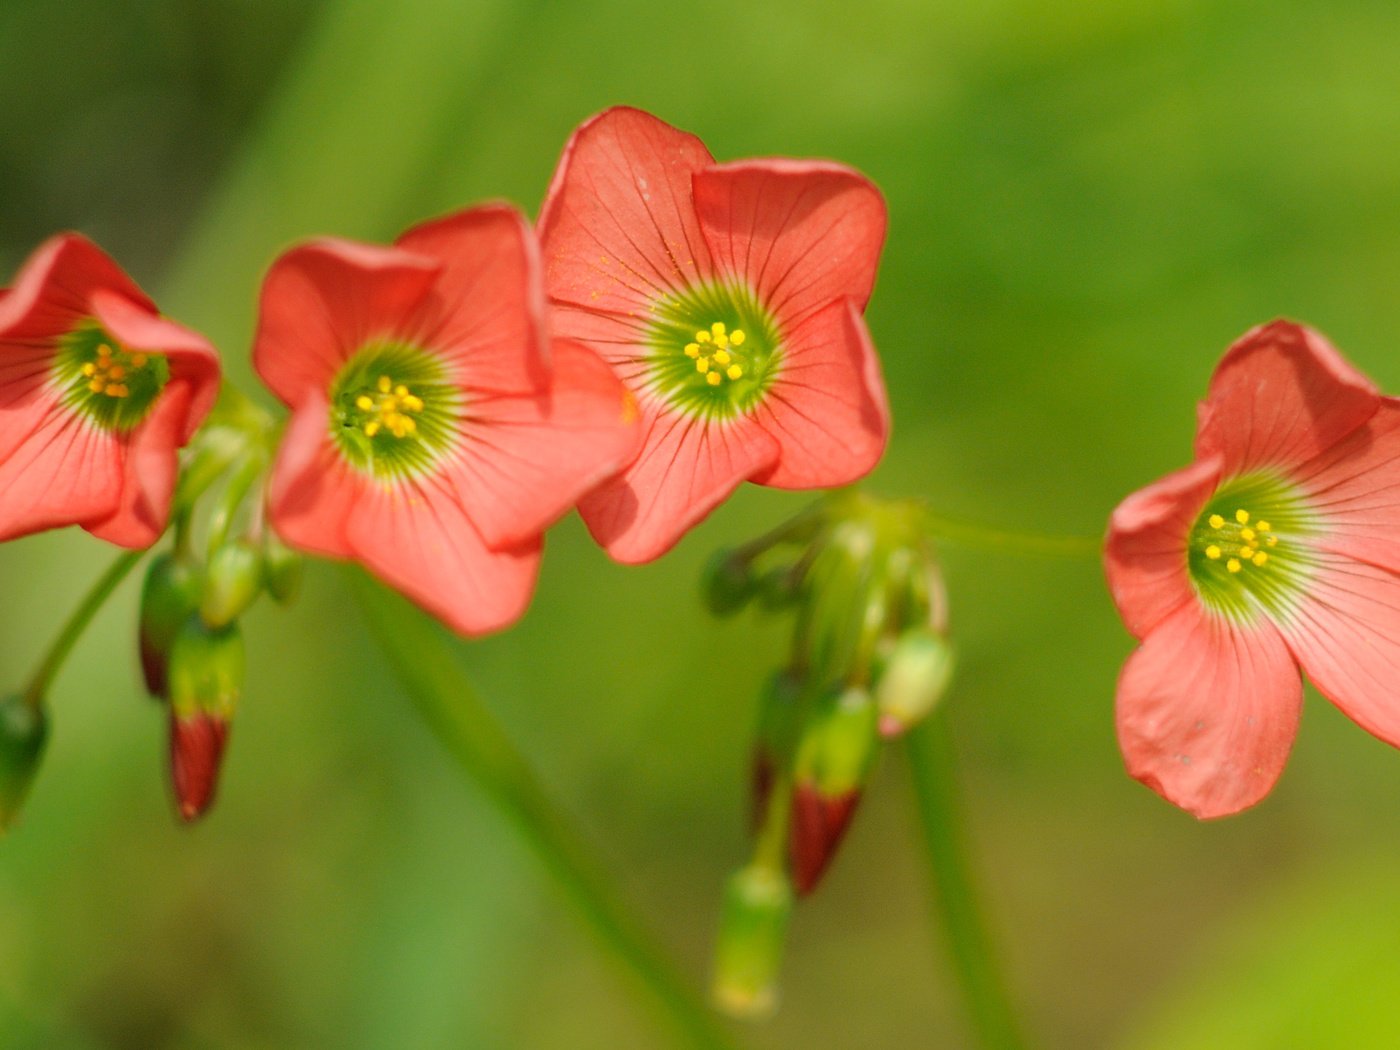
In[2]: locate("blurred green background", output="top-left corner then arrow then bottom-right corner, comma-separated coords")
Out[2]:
6,1 -> 1400,1047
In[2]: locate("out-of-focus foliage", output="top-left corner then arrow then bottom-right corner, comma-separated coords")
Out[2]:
4,0 -> 1400,1047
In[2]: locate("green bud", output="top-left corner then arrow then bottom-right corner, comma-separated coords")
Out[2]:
199,539 -> 264,629
712,864 -> 793,1019
792,686 -> 879,799
264,533 -> 304,606
876,628 -> 955,737
0,694 -> 48,833
139,553 -> 202,698
702,549 -> 755,617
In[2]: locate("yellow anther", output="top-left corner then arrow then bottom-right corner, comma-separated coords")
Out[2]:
727,364 -> 743,380
356,395 -> 374,411
1253,552 -> 1269,566
712,322 -> 726,337
1266,535 -> 1278,547
402,416 -> 417,434
685,343 -> 701,358
714,350 -> 731,366
1256,521 -> 1271,533
364,421 -> 381,437
89,378 -> 105,393
696,331 -> 712,344
395,385 -> 410,398
697,357 -> 710,373
97,344 -> 112,359
130,353 -> 148,368
730,330 -> 746,346
1205,545 -> 1222,560
81,362 -> 97,377
1243,546 -> 1257,558
378,376 -> 392,393
713,334 -> 729,350
1241,528 -> 1255,542
107,365 -> 126,380
1227,558 -> 1242,573
108,384 -> 128,398
1235,509 -> 1249,524
401,394 -> 424,412
706,371 -> 722,386
1209,514 -> 1225,529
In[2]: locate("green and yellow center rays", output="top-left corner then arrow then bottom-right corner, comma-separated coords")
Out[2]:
1187,471 -> 1319,621
328,341 -> 461,481
53,320 -> 170,432
646,281 -> 781,419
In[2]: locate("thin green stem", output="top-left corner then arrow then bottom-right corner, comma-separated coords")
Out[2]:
906,711 -> 1028,1050
22,550 -> 145,710
350,572 -> 741,1050
923,511 -> 1099,558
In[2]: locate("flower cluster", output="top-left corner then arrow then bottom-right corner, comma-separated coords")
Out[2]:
0,108 -> 893,829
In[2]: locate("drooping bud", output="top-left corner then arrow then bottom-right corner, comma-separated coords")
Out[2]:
875,627 -> 955,737
138,553 -> 202,698
703,549 -> 756,617
199,539 -> 264,629
712,864 -> 794,1019
263,533 -> 304,606
789,685 -> 879,895
0,694 -> 47,833
750,670 -> 804,832
166,618 -> 243,822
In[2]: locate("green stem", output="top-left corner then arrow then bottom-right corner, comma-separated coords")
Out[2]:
906,711 -> 1028,1050
22,550 -> 145,710
351,573 -> 740,1050
923,511 -> 1099,558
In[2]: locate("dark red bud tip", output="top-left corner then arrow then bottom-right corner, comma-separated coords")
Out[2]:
169,712 -> 230,823
790,782 -> 862,896
750,748 -> 775,835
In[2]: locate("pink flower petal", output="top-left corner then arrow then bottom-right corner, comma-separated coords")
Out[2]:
89,290 -> 221,443
0,233 -> 153,340
1104,456 -> 1222,640
266,390 -> 359,562
1195,320 -> 1379,477
1117,601 -> 1301,819
394,204 -> 550,395
579,406 -> 780,564
0,408 -> 121,542
692,159 -> 886,329
447,338 -> 641,549
253,238 -> 442,407
539,106 -> 715,316
1279,556 -> 1400,750
344,473 -> 542,637
0,346 -> 58,465
84,380 -> 192,548
750,298 -> 888,489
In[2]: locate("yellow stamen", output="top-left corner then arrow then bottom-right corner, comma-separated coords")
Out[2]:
727,364 -> 743,380
401,394 -> 424,412
711,322 -> 726,337
706,371 -> 722,386
714,349 -> 731,366
697,357 -> 710,373
1209,514 -> 1224,529
130,353 -> 148,368
364,421 -> 381,437
89,379 -> 105,393
81,362 -> 97,377
1205,545 -> 1222,560
356,395 -> 374,411
1227,558 -> 1242,573
696,331 -> 712,344
1253,552 -> 1269,566
713,334 -> 729,350
1240,528 -> 1255,542
1256,521 -> 1271,532
730,329 -> 746,346
378,376 -> 392,393
97,344 -> 112,359
1266,535 -> 1278,547
1235,509 -> 1249,524
684,343 -> 701,358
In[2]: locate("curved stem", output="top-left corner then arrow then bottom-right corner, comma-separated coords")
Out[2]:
23,550 -> 145,710
923,511 -> 1099,558
906,711 -> 1028,1050
351,572 -> 741,1050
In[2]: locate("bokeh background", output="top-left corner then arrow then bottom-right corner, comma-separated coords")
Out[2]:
5,1 -> 1400,1047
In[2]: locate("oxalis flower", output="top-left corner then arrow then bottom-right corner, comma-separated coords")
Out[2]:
254,204 -> 639,636
0,234 -> 220,546
1106,320 -> 1400,818
539,107 -> 890,563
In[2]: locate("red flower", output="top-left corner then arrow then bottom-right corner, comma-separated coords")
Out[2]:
1106,321 -> 1400,818
254,204 -> 639,636
0,234 -> 220,547
539,107 -> 890,564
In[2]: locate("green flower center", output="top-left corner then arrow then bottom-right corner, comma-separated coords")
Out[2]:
327,341 -> 461,481
53,320 -> 169,432
645,281 -> 781,419
1187,471 -> 1318,621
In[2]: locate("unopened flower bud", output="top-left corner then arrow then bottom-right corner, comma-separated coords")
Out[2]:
263,533 -> 304,605
789,686 -> 879,894
139,553 -> 202,698
0,694 -> 47,832
703,549 -> 755,617
199,539 -> 264,629
876,627 -> 955,737
712,864 -> 793,1019
166,618 -> 243,822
